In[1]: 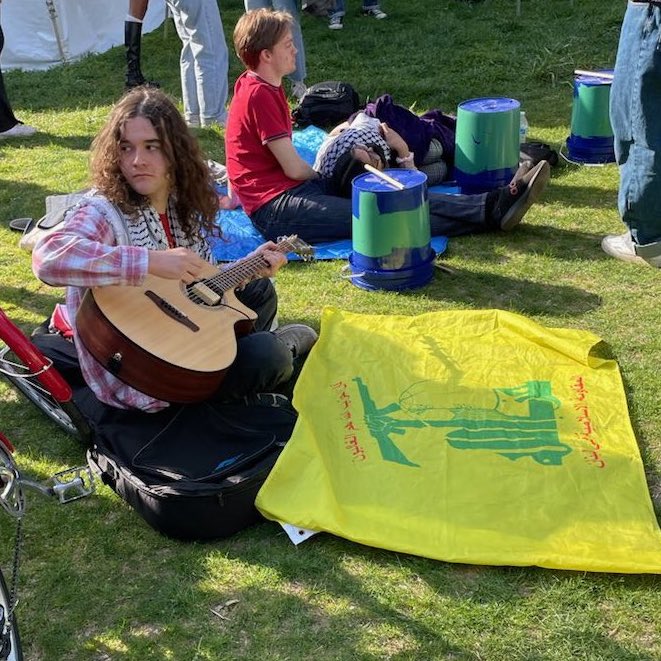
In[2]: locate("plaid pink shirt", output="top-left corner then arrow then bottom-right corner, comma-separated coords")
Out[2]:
32,201 -> 169,411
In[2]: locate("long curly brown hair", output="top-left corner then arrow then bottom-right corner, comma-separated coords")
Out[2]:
90,87 -> 219,240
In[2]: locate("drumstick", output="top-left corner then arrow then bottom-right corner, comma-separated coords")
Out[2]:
363,164 -> 406,190
574,69 -> 614,81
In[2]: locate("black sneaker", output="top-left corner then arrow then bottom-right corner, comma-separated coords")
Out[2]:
490,160 -> 551,231
274,324 -> 319,358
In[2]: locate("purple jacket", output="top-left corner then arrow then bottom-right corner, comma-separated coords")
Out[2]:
363,94 -> 456,167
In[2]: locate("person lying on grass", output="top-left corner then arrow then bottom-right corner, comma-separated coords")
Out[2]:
225,8 -> 551,245
315,95 -> 456,187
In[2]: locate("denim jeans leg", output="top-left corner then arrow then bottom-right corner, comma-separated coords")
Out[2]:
363,0 -> 378,8
234,278 -> 279,332
251,180 -> 352,243
170,7 -> 198,124
169,0 -> 229,125
428,192 -> 488,237
216,332 -> 294,399
331,0 -> 346,18
215,279 -> 293,398
610,3 -> 661,254
251,181 -> 487,242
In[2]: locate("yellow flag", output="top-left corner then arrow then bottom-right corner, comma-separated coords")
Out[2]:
256,308 -> 661,573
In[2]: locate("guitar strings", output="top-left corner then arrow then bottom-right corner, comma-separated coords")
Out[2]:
185,239 -> 295,306
208,239 -> 294,292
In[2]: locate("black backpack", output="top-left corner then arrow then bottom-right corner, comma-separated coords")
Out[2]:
292,81 -> 360,129
520,141 -> 559,168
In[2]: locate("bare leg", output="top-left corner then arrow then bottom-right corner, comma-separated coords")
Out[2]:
128,0 -> 149,20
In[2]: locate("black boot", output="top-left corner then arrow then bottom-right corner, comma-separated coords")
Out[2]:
124,20 -> 159,89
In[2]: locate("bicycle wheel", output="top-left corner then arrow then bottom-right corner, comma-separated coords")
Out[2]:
0,345 -> 88,439
0,568 -> 22,661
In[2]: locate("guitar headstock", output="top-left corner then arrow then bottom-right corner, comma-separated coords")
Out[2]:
277,235 -> 315,262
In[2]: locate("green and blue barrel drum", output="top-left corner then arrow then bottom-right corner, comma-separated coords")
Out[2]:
454,97 -> 520,193
566,70 -> 615,164
350,170 -> 434,291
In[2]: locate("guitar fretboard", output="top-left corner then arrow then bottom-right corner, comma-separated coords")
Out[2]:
187,238 -> 297,304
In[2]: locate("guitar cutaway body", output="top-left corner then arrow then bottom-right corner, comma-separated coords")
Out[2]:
77,266 -> 257,403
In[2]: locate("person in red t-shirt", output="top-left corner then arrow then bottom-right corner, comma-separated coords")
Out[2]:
226,9 -> 354,243
226,9 -> 551,244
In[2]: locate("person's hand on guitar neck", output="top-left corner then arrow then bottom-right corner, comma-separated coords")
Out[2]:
245,241 -> 288,280
147,247 -> 209,284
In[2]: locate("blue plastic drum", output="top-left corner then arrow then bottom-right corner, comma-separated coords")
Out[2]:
566,70 -> 615,164
350,169 -> 435,291
454,97 -> 521,193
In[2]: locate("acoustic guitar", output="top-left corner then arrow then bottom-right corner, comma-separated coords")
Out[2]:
76,235 -> 312,403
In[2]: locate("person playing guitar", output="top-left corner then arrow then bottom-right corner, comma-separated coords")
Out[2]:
32,87 -> 317,412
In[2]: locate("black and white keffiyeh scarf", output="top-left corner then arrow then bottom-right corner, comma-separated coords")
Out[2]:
314,124 -> 391,179
86,194 -> 213,262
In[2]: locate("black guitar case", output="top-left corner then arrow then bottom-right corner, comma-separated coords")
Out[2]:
78,390 -> 297,540
34,330 -> 297,541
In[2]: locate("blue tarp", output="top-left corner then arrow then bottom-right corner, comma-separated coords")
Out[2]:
209,126 -> 451,262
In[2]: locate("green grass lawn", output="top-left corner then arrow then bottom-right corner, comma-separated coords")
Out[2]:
2,0 -> 661,659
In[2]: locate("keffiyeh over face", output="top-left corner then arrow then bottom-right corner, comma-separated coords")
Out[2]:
314,124 -> 391,179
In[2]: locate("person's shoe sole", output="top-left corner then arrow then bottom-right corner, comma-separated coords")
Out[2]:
9,217 -> 34,233
500,160 -> 551,231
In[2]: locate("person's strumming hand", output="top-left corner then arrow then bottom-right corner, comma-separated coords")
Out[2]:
147,248 -> 209,284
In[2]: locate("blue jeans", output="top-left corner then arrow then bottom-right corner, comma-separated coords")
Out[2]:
250,178 -> 488,243
610,1 -> 661,256
244,0 -> 307,83
332,0 -> 378,16
167,0 -> 229,126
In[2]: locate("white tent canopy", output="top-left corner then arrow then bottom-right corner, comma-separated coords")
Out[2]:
2,0 -> 165,71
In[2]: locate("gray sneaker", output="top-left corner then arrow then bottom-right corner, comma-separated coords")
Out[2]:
0,122 -> 37,139
274,324 -> 319,358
